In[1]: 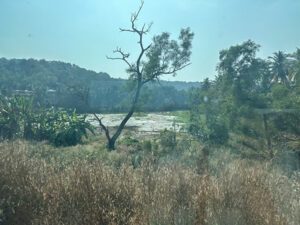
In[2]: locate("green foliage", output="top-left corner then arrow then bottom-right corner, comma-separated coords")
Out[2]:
269,84 -> 300,134
0,58 -> 110,111
39,109 -> 95,147
159,129 -> 177,150
0,96 -> 94,146
166,110 -> 190,124
269,51 -> 290,85
142,140 -> 152,152
120,137 -> 140,147
0,96 -> 35,140
188,41 -> 300,153
188,78 -> 229,145
189,114 -> 229,145
116,80 -> 190,113
98,2 -> 194,151
128,28 -> 194,82
0,58 -> 199,114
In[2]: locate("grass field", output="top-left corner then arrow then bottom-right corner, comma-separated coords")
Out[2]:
1,139 -> 300,225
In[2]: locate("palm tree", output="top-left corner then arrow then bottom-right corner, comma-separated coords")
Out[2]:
289,48 -> 300,85
269,51 -> 289,85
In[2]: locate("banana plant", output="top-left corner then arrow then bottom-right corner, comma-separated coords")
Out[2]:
0,96 -> 94,146
0,96 -> 34,140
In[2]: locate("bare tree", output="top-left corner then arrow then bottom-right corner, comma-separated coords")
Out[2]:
95,1 -> 194,150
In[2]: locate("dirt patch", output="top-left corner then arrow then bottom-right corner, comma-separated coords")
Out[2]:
87,112 -> 184,136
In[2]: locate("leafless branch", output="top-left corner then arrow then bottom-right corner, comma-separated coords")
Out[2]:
131,0 -> 144,32
120,22 -> 152,34
144,22 -> 153,33
93,113 -> 104,129
115,1 -> 152,78
118,1 -> 151,36
106,47 -> 133,69
119,28 -> 135,33
119,0 -> 144,34
93,113 -> 110,140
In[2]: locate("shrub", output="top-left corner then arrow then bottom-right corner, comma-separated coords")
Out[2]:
142,140 -> 152,152
121,137 -> 140,147
159,129 -> 177,150
0,97 -> 94,146
189,118 -> 229,145
0,96 -> 35,140
42,109 -> 94,147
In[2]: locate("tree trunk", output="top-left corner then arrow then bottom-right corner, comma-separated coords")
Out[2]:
107,81 -> 143,151
263,114 -> 272,158
108,138 -> 116,150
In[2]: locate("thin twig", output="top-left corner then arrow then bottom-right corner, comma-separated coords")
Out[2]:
106,48 -> 134,69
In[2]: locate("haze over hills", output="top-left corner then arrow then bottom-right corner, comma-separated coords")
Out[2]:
0,58 -> 200,90
0,58 -> 201,112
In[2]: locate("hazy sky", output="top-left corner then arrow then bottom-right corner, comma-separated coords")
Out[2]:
0,0 -> 300,82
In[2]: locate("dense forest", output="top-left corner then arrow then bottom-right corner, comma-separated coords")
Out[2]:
0,58 -> 200,112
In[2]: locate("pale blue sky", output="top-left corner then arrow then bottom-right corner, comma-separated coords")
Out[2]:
0,0 -> 299,81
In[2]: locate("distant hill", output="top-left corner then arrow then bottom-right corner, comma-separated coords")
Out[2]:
152,80 -> 201,91
0,58 -> 201,112
0,58 -> 110,91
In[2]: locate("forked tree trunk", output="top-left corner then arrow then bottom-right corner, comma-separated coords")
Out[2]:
108,82 -> 142,150
95,81 -> 143,151
107,138 -> 116,151
106,108 -> 135,150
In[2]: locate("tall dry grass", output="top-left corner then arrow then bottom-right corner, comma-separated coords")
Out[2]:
0,141 -> 299,225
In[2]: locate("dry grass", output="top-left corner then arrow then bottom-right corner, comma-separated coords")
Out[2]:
0,141 -> 299,225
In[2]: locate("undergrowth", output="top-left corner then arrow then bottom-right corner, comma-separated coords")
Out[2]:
0,140 -> 299,225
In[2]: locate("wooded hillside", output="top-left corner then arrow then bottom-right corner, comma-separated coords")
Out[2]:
0,58 -> 200,112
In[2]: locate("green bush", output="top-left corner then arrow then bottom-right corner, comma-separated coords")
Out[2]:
120,137 -> 140,147
159,129 -> 177,150
0,96 -> 94,146
42,109 -> 94,147
189,118 -> 229,145
142,140 -> 152,152
210,121 -> 229,144
0,96 -> 35,140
